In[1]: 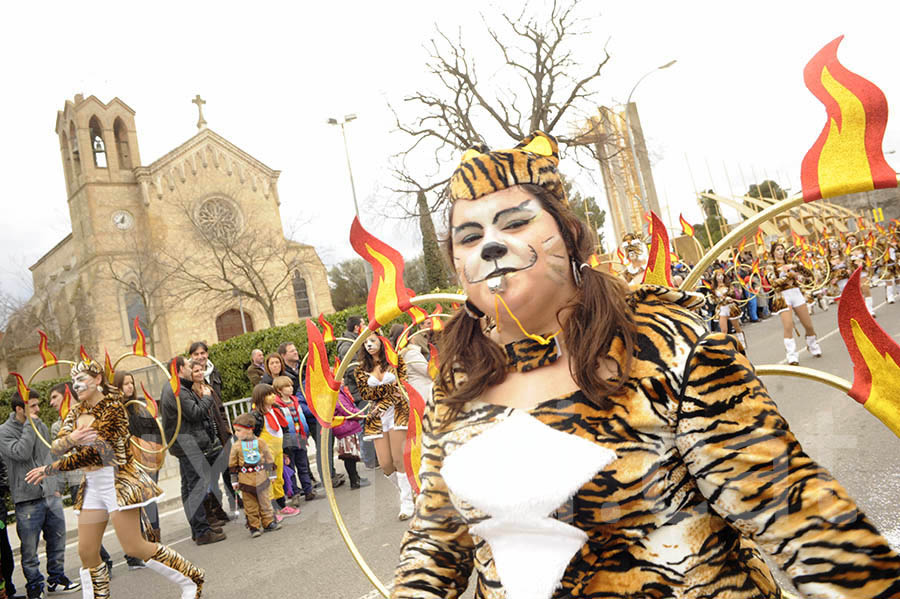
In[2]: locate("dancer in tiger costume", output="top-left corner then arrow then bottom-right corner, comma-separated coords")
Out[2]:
846,232 -> 877,316
882,231 -> 899,304
711,267 -> 746,352
619,233 -> 646,286
24,357 -> 205,599
765,238 -> 823,365
391,131 -> 899,599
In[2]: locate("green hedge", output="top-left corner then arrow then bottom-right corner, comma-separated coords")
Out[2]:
207,289 -> 462,403
0,376 -> 70,427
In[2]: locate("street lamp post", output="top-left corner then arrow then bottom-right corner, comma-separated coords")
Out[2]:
328,114 -> 370,291
623,60 -> 677,219
232,288 -> 247,334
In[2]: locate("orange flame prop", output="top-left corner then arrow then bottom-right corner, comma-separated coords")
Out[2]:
408,304 -> 428,325
430,304 -> 444,332
79,346 -> 91,363
317,314 -> 335,343
396,328 -> 410,351
140,382 -> 159,419
349,218 -> 414,331
402,380 -> 426,494
754,227 -> 765,249
11,372 -> 29,403
876,223 -> 886,235
857,216 -> 866,230
736,236 -> 747,256
37,330 -> 58,367
427,343 -> 440,380
303,319 -> 340,428
616,247 -> 625,263
59,385 -> 72,421
588,254 -> 600,268
168,358 -> 180,397
104,350 -> 115,385
837,267 -> 900,437
678,213 -> 694,237
380,335 -> 399,369
334,354 -> 342,373
801,36 -> 897,202
641,212 -> 673,287
132,317 -> 148,357
791,230 -> 803,248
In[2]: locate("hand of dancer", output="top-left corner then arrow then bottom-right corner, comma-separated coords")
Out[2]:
69,425 -> 98,446
25,466 -> 48,485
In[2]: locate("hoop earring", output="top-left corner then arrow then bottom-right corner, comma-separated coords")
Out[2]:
571,257 -> 586,287
464,299 -> 485,319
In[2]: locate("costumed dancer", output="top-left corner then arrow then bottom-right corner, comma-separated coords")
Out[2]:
881,231 -> 899,304
25,357 -> 204,599
620,233 -> 646,286
354,336 -> 414,520
393,131 -> 900,598
229,413 -> 280,537
766,238 -> 822,364
825,235 -> 850,300
846,232 -> 877,316
711,268 -> 746,352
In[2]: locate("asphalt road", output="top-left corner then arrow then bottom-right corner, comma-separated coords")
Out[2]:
14,289 -> 900,599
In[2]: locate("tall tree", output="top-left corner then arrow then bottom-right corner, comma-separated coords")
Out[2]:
392,0 -> 612,262
328,259 -> 369,311
562,177 -> 607,253
744,180 -> 787,215
694,190 -> 726,247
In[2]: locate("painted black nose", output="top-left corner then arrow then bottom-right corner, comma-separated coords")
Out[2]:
481,242 -> 508,261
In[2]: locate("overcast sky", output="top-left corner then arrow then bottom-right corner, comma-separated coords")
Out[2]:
3,0 -> 899,300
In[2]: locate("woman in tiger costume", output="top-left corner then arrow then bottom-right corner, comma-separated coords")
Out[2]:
881,232 -> 899,304
711,267 -> 746,352
765,238 -> 822,365
391,131 -> 900,599
24,357 -> 205,599
355,335 -> 414,519
845,232 -> 877,316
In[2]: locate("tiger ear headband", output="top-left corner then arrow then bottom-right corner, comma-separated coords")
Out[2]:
448,131 -> 567,205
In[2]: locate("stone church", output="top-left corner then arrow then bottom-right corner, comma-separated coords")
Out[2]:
0,94 -> 333,388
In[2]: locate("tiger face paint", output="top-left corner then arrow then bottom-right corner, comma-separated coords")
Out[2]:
451,186 -> 573,326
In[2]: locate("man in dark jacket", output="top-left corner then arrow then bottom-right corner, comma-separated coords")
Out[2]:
245,349 -> 265,387
0,458 -> 22,599
337,316 -> 377,469
161,356 -> 226,545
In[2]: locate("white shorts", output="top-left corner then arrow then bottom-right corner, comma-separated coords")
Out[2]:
781,287 -> 806,309
80,467 -> 158,513
718,305 -> 737,318
362,406 -> 408,441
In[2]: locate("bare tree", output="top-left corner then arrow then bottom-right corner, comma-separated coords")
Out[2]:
103,232 -> 177,355
391,0 -> 612,270
160,199 -> 302,328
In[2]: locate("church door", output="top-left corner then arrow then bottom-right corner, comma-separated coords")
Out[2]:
215,309 -> 254,342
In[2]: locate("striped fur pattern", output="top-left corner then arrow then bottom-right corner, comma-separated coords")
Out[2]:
88,563 -> 110,599
448,131 -> 567,204
357,357 -> 409,439
392,285 -> 900,598
150,544 -> 205,598
49,391 -> 163,512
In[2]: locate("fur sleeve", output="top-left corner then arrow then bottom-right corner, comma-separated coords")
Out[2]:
392,386 -> 475,599
676,333 -> 900,598
48,400 -> 125,473
50,409 -> 79,456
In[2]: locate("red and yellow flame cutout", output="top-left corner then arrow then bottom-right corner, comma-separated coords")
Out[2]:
408,304 -> 428,325
37,330 -> 58,367
168,358 -> 180,397
303,319 -> 340,428
754,227 -> 765,249
678,213 -> 694,237
79,346 -> 91,363
104,350 -> 115,385
588,254 -> 601,269
736,236 -> 747,255
380,336 -> 399,369
801,36 -> 897,202
59,385 -> 72,421
11,372 -> 29,403
616,247 -> 625,263
837,267 -> 900,438
140,382 -> 159,419
430,304 -> 444,332
132,317 -> 148,357
427,343 -> 440,380
349,218 -> 414,331
402,380 -> 426,495
317,314 -> 335,343
642,212 -> 673,287
396,328 -> 410,351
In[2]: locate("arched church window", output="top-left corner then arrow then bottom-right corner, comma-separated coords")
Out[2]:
196,197 -> 242,242
114,118 -> 131,169
293,270 -> 312,318
124,288 -> 149,343
89,116 -> 107,168
69,122 -> 81,175
216,309 -> 254,342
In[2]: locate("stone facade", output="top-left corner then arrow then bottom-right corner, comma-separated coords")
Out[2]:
0,94 -> 333,393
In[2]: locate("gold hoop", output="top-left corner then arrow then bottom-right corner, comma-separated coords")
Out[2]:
123,400 -> 169,472
319,293 -> 464,598
112,352 -> 181,455
25,360 -> 76,449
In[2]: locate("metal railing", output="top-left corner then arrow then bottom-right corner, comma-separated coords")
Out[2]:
223,397 -> 252,426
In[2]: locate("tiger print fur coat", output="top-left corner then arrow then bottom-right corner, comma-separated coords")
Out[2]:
392,286 -> 900,599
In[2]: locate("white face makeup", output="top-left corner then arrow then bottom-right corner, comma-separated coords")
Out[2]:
364,336 -> 382,355
450,186 -> 573,319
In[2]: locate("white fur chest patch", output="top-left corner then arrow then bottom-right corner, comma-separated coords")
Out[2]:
441,410 -> 617,599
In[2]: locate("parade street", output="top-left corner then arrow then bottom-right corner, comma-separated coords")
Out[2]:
11,296 -> 900,599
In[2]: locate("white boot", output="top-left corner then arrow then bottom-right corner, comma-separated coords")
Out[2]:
396,472 -> 416,521
734,332 -> 747,354
865,296 -> 876,317
784,338 -> 799,365
145,545 -> 204,599
887,283 -> 896,304
806,335 -> 823,357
